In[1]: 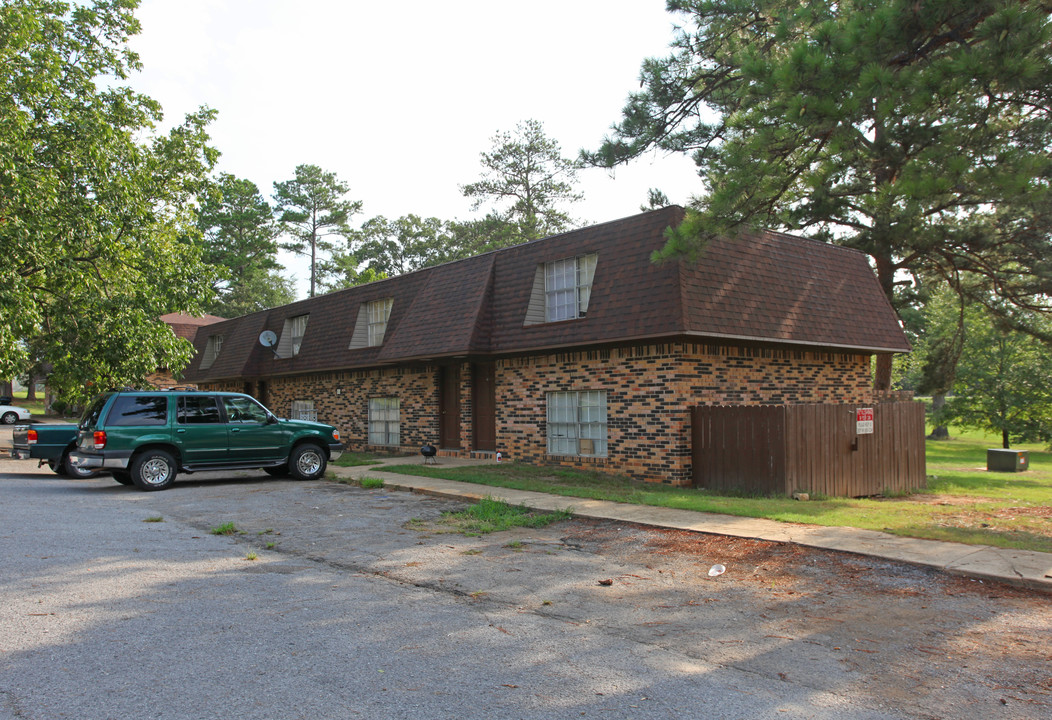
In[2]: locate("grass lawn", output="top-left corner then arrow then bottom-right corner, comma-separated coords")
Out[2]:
4,389 -> 47,417
375,428 -> 1052,553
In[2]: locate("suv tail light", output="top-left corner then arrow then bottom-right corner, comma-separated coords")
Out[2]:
93,431 -> 107,449
27,428 -> 38,444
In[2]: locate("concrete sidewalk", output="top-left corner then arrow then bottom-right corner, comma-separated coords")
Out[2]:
331,456 -> 1052,594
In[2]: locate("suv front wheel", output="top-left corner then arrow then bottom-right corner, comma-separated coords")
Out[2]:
131,450 -> 177,491
289,443 -> 326,481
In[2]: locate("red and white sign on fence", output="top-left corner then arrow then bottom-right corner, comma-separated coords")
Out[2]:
856,407 -> 874,435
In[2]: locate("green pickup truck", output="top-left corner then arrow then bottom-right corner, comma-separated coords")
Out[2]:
11,423 -> 99,478
70,390 -> 343,491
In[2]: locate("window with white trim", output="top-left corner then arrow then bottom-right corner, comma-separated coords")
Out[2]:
367,298 -> 393,346
547,391 -> 607,457
277,314 -> 309,358
200,334 -> 223,369
291,399 -> 316,422
545,253 -> 597,323
368,397 -> 400,446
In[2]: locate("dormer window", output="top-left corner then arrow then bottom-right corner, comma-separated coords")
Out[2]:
349,297 -> 394,349
200,334 -> 223,369
276,314 -> 309,358
524,253 -> 597,326
368,297 -> 393,346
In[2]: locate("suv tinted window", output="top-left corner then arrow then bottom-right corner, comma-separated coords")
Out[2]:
178,395 -> 221,424
79,395 -> 110,430
106,396 -> 169,426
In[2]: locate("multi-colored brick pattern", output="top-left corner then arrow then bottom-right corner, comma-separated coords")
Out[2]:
200,342 -> 872,485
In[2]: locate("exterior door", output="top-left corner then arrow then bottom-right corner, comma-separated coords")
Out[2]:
472,362 -> 496,452
439,365 -> 461,449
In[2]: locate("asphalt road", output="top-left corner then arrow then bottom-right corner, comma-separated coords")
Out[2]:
1,461 -> 1048,720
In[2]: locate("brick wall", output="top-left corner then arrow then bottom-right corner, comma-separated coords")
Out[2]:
497,343 -> 872,485
201,341 -> 873,484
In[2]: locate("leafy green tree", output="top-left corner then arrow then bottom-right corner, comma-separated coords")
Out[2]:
586,0 -> 1052,390
946,308 -> 1052,448
273,164 -> 361,298
1,0 -> 219,402
462,119 -> 584,244
197,173 -> 294,317
351,215 -> 456,277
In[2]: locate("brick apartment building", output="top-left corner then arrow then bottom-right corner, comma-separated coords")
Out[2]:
181,206 -> 910,486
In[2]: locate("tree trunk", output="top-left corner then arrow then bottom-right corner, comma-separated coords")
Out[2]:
1002,428 -> 1010,449
25,372 -> 36,400
927,394 -> 950,440
872,249 -> 896,392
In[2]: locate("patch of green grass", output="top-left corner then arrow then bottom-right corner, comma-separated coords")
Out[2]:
407,496 -> 572,536
210,522 -> 239,536
6,390 -> 47,416
379,429 -> 1052,553
245,552 -> 258,561
331,452 -> 390,467
265,542 -> 276,549
143,516 -> 164,523
359,476 -> 385,489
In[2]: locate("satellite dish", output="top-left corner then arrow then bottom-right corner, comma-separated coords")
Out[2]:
258,330 -> 278,348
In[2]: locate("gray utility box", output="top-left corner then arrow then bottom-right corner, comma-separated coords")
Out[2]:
987,448 -> 1029,472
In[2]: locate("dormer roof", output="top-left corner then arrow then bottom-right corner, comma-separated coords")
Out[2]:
183,207 -> 908,382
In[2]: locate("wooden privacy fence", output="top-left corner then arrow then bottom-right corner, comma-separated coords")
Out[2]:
691,402 -> 926,497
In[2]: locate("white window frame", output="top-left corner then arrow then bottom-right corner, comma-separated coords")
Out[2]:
291,399 -> 316,422
200,334 -> 223,369
547,390 -> 607,457
367,298 -> 393,347
275,314 -> 309,358
368,397 -> 400,446
545,253 -> 596,323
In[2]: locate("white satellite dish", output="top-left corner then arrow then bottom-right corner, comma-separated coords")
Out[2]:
258,330 -> 278,347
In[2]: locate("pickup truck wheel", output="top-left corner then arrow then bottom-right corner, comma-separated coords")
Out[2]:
112,471 -> 133,486
289,443 -> 326,481
131,450 -> 177,491
62,451 -> 97,479
1,411 -> 18,424
47,460 -> 66,476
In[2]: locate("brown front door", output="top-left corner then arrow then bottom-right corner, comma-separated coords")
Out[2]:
439,365 -> 461,449
472,362 -> 496,451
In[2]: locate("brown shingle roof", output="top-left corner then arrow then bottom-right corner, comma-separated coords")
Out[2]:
160,313 -> 225,342
183,207 -> 908,383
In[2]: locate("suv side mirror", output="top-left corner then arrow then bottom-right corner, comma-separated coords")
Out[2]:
266,412 -> 278,424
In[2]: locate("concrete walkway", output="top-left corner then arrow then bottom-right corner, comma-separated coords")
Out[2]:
331,456 -> 1052,594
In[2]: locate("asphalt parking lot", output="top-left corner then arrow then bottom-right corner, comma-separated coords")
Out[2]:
1,459 -> 1049,719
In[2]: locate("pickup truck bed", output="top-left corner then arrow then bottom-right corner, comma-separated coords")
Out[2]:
12,423 -> 98,478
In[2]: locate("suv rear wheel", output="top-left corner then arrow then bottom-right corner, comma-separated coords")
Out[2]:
131,450 -> 177,491
289,443 -> 326,481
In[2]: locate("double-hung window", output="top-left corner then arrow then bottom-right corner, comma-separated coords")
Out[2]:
367,298 -> 393,346
291,399 -> 316,422
200,334 -> 223,369
547,391 -> 607,457
277,314 -> 309,358
349,298 -> 394,349
545,253 -> 596,323
368,397 -> 400,446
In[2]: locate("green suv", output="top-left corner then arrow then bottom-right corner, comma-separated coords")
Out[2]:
70,390 -> 343,491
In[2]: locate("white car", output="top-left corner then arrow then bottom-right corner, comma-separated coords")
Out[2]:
0,404 -> 32,425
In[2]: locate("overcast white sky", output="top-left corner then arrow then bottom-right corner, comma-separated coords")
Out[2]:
130,0 -> 705,297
